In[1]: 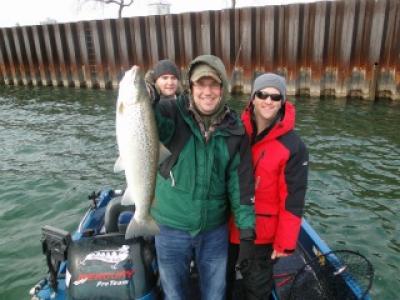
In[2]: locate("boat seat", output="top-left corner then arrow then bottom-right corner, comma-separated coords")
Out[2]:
104,196 -> 134,234
117,211 -> 134,233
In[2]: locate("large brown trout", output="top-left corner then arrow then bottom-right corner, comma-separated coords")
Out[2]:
115,66 -> 169,239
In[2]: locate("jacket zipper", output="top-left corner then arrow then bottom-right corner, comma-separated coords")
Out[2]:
169,170 -> 176,187
254,150 -> 265,189
253,150 -> 265,174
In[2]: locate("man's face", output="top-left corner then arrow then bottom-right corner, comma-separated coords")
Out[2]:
253,87 -> 282,124
155,74 -> 178,96
191,77 -> 222,115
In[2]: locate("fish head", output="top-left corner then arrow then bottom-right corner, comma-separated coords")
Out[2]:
116,65 -> 149,114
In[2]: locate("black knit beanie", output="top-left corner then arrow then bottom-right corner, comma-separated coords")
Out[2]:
153,59 -> 180,80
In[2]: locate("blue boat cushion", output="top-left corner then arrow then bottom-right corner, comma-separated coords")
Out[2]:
66,233 -> 157,300
117,211 -> 134,233
104,197 -> 134,233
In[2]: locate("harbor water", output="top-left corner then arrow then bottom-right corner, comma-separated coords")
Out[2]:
0,86 -> 399,299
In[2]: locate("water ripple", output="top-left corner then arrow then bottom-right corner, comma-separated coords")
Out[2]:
0,88 -> 399,299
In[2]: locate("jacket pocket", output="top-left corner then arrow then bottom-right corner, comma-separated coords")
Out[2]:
167,152 -> 194,192
255,214 -> 278,242
168,169 -> 192,193
255,175 -> 278,194
155,173 -> 191,217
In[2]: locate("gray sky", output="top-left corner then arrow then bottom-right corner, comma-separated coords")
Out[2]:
0,0 -> 324,27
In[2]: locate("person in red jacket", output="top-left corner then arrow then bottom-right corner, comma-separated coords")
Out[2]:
227,73 -> 309,299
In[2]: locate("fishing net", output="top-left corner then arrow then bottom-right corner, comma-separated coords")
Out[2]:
288,250 -> 374,300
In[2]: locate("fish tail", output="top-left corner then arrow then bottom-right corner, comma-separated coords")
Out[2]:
125,216 -> 160,239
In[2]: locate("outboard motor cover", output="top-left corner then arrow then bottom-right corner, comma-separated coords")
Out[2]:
66,233 -> 157,300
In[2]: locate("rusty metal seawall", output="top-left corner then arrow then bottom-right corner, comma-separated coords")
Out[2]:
0,0 -> 399,100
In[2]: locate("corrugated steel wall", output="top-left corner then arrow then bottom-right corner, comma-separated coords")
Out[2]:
0,0 -> 399,100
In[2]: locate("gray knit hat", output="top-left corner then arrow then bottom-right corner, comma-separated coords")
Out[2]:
250,73 -> 287,103
153,59 -> 180,80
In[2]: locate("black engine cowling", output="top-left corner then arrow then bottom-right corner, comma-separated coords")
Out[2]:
66,233 -> 158,300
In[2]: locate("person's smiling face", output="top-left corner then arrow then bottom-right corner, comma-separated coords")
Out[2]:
191,77 -> 222,115
155,74 -> 178,97
253,87 -> 282,126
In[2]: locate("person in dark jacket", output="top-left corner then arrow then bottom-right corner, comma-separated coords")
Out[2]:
145,59 -> 182,101
228,73 -> 309,300
148,55 -> 255,300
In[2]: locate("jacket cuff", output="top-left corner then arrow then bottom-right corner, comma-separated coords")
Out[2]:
273,243 -> 296,254
239,229 -> 255,241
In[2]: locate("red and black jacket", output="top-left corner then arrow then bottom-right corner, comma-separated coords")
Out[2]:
230,102 -> 309,254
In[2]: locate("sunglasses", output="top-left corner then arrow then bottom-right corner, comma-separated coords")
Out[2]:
254,91 -> 283,101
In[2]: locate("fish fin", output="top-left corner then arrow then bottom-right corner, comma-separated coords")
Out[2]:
114,156 -> 125,172
125,216 -> 160,239
121,187 -> 135,206
158,143 -> 171,165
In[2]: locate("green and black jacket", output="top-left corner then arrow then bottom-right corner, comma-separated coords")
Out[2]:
150,55 -> 255,238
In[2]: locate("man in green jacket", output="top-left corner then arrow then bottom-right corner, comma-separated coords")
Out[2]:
150,54 -> 255,300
